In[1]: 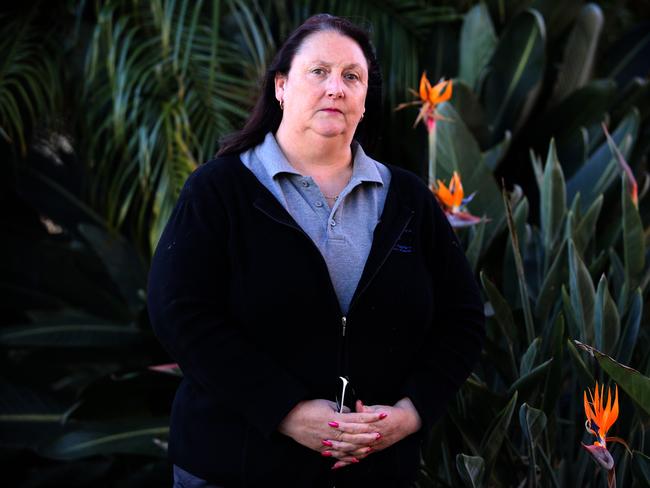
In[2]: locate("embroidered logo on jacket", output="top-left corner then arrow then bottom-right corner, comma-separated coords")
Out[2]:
392,228 -> 414,253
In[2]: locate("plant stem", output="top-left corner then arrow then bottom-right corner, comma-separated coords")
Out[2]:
428,121 -> 437,188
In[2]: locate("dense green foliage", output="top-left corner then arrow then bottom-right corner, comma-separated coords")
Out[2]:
1,0 -> 649,486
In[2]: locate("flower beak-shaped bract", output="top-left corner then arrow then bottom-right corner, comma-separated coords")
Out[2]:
396,72 -> 452,133
432,172 -> 483,228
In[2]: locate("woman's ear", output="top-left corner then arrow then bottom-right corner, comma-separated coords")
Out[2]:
274,72 -> 287,105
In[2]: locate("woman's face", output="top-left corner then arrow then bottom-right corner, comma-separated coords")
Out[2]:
275,31 -> 369,141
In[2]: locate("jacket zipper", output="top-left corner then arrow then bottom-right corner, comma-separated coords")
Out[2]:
256,203 -> 414,402
338,212 -> 414,384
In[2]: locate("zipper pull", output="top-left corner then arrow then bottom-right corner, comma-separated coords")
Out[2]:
341,316 -> 347,337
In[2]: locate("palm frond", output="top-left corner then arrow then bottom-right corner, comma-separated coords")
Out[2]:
0,13 -> 61,155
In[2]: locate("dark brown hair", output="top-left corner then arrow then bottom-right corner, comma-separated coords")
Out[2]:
216,13 -> 382,156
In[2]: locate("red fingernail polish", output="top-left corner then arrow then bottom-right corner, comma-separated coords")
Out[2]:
322,440 -> 333,447
375,432 -> 382,440
322,451 -> 332,457
351,457 -> 360,463
379,412 -> 388,420
328,421 -> 339,428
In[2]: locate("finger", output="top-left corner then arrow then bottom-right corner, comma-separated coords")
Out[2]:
331,460 -> 351,470
333,420 -> 381,434
337,431 -> 382,445
335,411 -> 385,424
326,439 -> 373,453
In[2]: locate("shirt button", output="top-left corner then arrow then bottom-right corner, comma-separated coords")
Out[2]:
330,219 -> 336,227
301,180 -> 309,187
315,201 -> 323,208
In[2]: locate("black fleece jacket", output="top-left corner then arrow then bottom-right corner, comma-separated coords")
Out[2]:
147,154 -> 485,488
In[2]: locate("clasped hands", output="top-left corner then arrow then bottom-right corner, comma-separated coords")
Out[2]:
278,397 -> 422,470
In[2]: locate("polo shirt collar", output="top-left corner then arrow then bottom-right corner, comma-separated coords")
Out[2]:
256,132 -> 384,186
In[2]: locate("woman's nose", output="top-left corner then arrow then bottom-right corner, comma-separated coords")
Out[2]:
326,76 -> 344,98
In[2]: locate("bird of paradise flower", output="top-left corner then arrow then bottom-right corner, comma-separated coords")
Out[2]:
582,382 -> 630,488
396,72 -> 483,227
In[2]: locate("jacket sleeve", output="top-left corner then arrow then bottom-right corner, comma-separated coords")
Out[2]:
401,193 -> 486,432
147,167 -> 309,438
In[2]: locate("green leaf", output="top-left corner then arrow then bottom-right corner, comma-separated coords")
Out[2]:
573,195 -> 603,255
459,2 -> 497,89
483,131 -> 511,171
540,139 -> 566,256
543,313 -> 565,413
519,402 -> 547,486
436,102 -> 504,248
520,338 -> 540,376
0,324 -> 145,348
519,402 -> 546,446
616,288 -> 642,366
622,175 -> 645,289
456,454 -> 485,488
566,109 -> 640,212
631,451 -> 650,485
593,275 -> 620,356
575,340 -> 650,416
466,220 -> 486,273
567,338 -> 595,386
38,418 -> 169,460
549,3 -> 604,103
508,359 -> 553,398
78,224 -> 147,314
479,391 -> 518,480
568,240 -> 595,343
535,244 -> 568,325
503,188 -> 535,343
482,8 -> 546,144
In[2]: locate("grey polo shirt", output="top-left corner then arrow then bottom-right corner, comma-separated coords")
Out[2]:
240,132 -> 391,314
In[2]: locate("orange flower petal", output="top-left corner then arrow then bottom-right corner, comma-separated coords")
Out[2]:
450,172 -> 464,208
434,180 -> 454,208
429,79 -> 453,105
419,72 -> 431,103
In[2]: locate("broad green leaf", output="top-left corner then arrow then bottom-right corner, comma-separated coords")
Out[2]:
617,288 -> 642,365
452,80 -> 490,148
38,418 -> 169,460
622,175 -> 645,289
536,244 -> 568,325
508,359 -> 553,397
567,109 -> 640,212
504,188 -> 535,342
519,402 -> 547,485
549,4 -> 604,103
479,391 -> 518,480
78,223 -> 147,314
482,9 -> 546,144
520,338 -> 540,376
632,451 -> 650,485
481,272 -> 518,343
483,131 -> 511,171
503,195 -> 529,307
593,275 -> 620,356
543,313 -> 564,413
567,338 -> 595,386
575,341 -> 650,416
573,195 -> 603,255
436,102 -> 504,247
568,240 -> 595,344
519,403 -> 547,446
0,324 -> 145,348
466,220 -> 486,273
540,139 -> 566,256
456,454 -> 485,488
562,285 -> 581,340
459,3 -> 497,89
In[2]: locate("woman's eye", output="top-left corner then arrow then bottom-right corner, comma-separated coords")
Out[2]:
311,68 -> 325,75
345,73 -> 359,81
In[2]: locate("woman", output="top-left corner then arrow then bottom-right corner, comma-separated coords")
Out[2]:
148,13 -> 485,488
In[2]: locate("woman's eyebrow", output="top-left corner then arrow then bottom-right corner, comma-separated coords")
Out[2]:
310,60 -> 365,69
